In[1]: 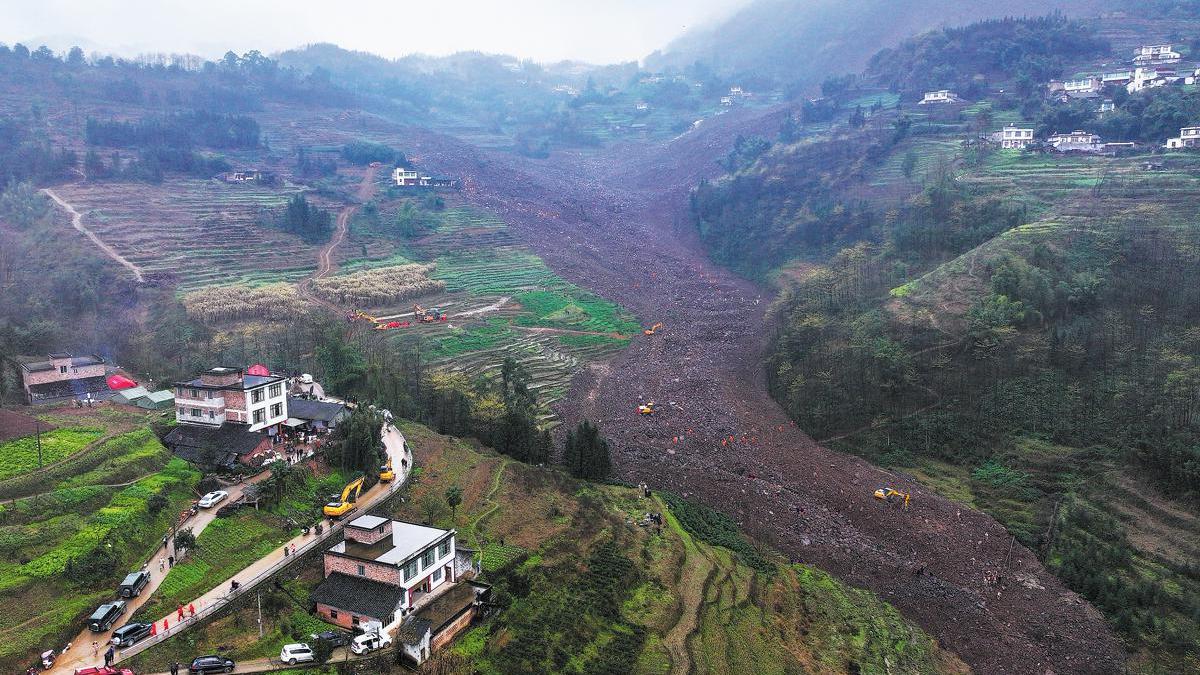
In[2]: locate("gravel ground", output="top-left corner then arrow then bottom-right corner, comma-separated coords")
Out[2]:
394,107 -> 1126,674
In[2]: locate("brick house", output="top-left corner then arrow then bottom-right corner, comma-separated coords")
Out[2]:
9,352 -> 108,405
173,367 -> 288,433
311,515 -> 486,662
161,423 -> 274,470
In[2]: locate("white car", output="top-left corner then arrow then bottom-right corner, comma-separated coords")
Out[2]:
350,632 -> 392,655
280,643 -> 315,665
197,490 -> 228,508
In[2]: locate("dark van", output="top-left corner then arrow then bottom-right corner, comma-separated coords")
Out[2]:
88,600 -> 127,632
110,621 -> 153,647
118,570 -> 150,598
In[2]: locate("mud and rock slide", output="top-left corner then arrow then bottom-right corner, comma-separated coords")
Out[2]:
398,108 -> 1125,674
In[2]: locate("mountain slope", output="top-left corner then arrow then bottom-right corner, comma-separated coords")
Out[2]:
645,0 -> 1117,89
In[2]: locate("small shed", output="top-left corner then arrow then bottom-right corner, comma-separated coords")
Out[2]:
112,386 -> 151,406
136,390 -> 176,410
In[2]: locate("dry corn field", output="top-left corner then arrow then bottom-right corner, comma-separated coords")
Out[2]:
182,282 -> 311,322
311,263 -> 446,306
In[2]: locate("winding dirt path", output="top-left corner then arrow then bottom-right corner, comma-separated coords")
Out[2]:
43,187 -> 145,282
394,108 -> 1126,674
299,166 -> 378,311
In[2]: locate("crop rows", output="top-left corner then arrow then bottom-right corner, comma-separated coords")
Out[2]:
50,179 -> 316,290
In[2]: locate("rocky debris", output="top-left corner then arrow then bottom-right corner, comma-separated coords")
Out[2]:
395,109 -> 1127,674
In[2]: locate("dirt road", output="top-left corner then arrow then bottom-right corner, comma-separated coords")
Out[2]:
396,109 -> 1126,673
299,166 -> 378,311
43,187 -> 145,283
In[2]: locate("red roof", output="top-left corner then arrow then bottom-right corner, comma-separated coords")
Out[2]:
106,374 -> 137,390
246,364 -> 271,376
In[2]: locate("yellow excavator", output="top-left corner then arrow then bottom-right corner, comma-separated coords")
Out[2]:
324,476 -> 366,518
643,322 -> 664,336
874,487 -> 911,508
379,456 -> 395,483
638,401 -> 656,415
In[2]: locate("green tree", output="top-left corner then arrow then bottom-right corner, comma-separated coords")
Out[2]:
445,486 -> 463,521
174,528 -> 196,553
328,408 -> 383,478
561,420 -> 612,480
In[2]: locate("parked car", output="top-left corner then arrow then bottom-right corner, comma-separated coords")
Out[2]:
197,491 -> 228,509
188,655 -> 235,673
88,600 -> 127,632
311,629 -> 350,648
110,621 -> 153,648
349,631 -> 392,655
280,643 -> 315,665
118,570 -> 150,598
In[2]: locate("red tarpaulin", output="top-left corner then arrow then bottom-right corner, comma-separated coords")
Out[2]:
246,364 -> 270,376
106,374 -> 137,390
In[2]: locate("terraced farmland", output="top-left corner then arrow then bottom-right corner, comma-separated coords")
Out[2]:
48,179 -> 317,290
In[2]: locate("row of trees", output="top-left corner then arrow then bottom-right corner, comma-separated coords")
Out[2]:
276,194 -> 334,244
85,111 -> 260,150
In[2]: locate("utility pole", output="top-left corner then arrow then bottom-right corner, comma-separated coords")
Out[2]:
35,420 -> 42,468
257,592 -> 263,638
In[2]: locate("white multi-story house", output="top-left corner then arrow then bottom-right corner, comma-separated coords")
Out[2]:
1133,44 -> 1181,66
1098,99 -> 1116,114
998,126 -> 1035,149
1165,126 -> 1200,149
919,90 -> 962,105
1102,71 -> 1133,86
1128,66 -> 1178,93
173,366 -> 288,432
1048,130 -> 1104,153
393,167 -> 420,186
1062,76 -> 1103,94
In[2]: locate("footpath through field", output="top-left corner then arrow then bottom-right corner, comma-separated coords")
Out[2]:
299,165 -> 378,313
43,187 -> 145,283
54,426 -> 410,674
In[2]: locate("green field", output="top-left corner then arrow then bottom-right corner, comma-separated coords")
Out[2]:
0,421 -> 200,672
0,427 -> 104,479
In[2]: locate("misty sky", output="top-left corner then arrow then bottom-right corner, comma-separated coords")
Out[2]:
0,0 -> 751,64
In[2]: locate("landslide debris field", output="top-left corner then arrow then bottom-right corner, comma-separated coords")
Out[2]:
395,109 -> 1126,674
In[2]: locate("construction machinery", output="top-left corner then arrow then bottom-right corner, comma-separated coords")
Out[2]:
379,456 -> 394,483
873,487 -> 911,508
638,401 -> 656,415
413,304 -> 447,323
643,322 -> 664,336
323,476 -> 366,518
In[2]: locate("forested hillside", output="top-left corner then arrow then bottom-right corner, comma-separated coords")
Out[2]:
694,13 -> 1200,671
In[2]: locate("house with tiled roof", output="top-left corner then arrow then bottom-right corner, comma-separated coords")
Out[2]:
310,515 -> 485,664
8,352 -> 108,405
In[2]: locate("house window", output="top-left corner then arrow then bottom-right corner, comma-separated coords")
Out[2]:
191,389 -> 199,398
438,540 -> 450,559
177,407 -> 184,416
421,548 -> 435,569
403,560 -> 418,581
351,615 -> 360,626
357,564 -> 365,576
253,409 -> 265,424
191,408 -> 201,417
251,388 -> 264,404
269,383 -> 282,398
60,365 -> 67,374
432,567 -> 442,583
208,411 -> 215,419
329,610 -> 338,619
271,403 -> 282,418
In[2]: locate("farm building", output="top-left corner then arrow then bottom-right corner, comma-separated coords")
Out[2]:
395,581 -> 491,666
995,126 -> 1035,149
1048,130 -> 1105,153
1059,76 -> 1102,94
1102,71 -> 1133,86
313,516 -> 480,628
1165,126 -> 1200,149
285,397 -> 348,431
7,352 -> 109,405
1133,44 -> 1181,66
162,423 -> 274,470
174,366 -> 288,433
135,390 -> 176,410
112,386 -> 150,405
918,90 -> 962,105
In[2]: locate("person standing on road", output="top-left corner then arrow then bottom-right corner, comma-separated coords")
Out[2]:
104,645 -> 114,667
91,641 -> 98,657
189,603 -> 195,618
170,661 -> 180,675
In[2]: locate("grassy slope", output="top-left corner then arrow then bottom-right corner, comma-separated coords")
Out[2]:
0,411 -> 200,672
126,421 -> 965,673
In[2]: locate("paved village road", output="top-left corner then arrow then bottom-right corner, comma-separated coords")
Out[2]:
54,427 -> 410,674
